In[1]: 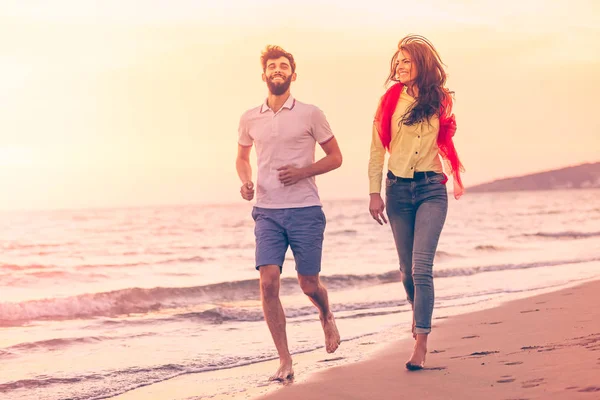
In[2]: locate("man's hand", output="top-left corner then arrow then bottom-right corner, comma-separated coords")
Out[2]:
277,165 -> 306,186
240,181 -> 255,201
369,193 -> 388,225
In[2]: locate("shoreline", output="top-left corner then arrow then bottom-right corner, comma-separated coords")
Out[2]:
111,276 -> 600,400
256,279 -> 600,400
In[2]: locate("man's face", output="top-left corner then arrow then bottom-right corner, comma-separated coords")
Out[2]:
262,56 -> 296,95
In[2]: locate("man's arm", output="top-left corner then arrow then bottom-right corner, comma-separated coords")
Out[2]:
236,144 -> 254,200
277,137 -> 342,186
236,144 -> 252,184
305,137 -> 343,177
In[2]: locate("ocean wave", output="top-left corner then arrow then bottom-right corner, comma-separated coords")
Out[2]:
6,337 -> 106,352
435,250 -> 463,258
173,300 -> 409,325
0,263 -> 53,271
0,359 -> 259,399
174,308 -> 265,323
516,210 -> 564,216
0,349 -> 14,359
474,245 -> 506,251
31,270 -> 71,279
0,274 -> 399,326
0,322 -> 398,399
433,257 -> 600,278
1,242 -> 77,250
0,332 -> 374,400
327,229 -> 358,236
174,277 -> 599,326
0,280 -> 261,327
521,231 -> 600,240
2,256 -> 597,326
75,256 -> 210,270
4,333 -> 157,353
0,375 -> 104,395
2,256 -> 210,274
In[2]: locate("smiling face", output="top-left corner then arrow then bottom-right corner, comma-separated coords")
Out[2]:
262,56 -> 296,96
395,49 -> 418,85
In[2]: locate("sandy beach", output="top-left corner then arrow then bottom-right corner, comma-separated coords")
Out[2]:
113,278 -> 600,400
255,280 -> 600,400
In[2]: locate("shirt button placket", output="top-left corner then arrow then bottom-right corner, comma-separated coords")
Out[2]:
272,113 -> 277,137
413,128 -> 422,174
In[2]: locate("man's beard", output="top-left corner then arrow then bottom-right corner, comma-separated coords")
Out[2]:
267,75 -> 292,95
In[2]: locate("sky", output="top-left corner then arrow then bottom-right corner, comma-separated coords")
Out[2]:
1,0 -> 599,210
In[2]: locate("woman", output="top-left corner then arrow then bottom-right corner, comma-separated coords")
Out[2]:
368,35 -> 464,370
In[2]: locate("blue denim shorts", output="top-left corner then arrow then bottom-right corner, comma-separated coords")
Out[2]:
251,206 -> 326,276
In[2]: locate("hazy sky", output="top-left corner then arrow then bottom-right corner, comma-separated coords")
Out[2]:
1,0 -> 599,210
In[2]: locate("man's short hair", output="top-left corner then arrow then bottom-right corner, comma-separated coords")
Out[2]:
260,45 -> 296,73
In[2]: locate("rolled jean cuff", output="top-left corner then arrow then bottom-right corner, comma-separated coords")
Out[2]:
415,326 -> 431,334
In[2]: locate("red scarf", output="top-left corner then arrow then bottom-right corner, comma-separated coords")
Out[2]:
374,83 -> 464,199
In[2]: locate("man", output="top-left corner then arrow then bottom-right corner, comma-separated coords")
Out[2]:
236,45 -> 342,381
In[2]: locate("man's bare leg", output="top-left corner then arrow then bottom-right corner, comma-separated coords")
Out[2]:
260,265 -> 294,381
297,273 -> 341,353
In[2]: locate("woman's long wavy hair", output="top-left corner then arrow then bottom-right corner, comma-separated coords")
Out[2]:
386,35 -> 454,126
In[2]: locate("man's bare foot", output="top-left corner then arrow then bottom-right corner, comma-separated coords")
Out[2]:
405,342 -> 427,370
321,313 -> 341,353
269,357 -> 294,381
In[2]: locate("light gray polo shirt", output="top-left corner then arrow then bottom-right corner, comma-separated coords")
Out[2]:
238,95 -> 334,209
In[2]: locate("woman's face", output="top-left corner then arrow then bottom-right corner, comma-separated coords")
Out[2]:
395,49 -> 418,85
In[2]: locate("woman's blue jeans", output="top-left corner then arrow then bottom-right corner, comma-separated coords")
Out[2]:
385,171 -> 448,334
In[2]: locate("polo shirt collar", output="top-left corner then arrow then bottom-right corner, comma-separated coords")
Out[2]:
260,94 -> 296,113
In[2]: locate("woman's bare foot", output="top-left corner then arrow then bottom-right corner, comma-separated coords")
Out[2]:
321,313 -> 341,353
406,334 -> 427,370
269,357 -> 294,381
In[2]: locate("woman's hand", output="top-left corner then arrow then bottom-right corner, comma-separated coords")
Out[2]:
369,193 -> 388,225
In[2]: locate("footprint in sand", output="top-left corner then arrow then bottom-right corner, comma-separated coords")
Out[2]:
424,366 -> 447,371
318,357 -> 344,362
578,387 -> 600,392
469,351 -> 499,356
431,350 -> 446,354
462,335 -> 479,339
497,378 -> 516,383
537,347 -> 557,353
504,361 -> 523,366
522,378 -> 545,388
451,350 -> 499,359
520,309 -> 540,313
521,345 -> 541,350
